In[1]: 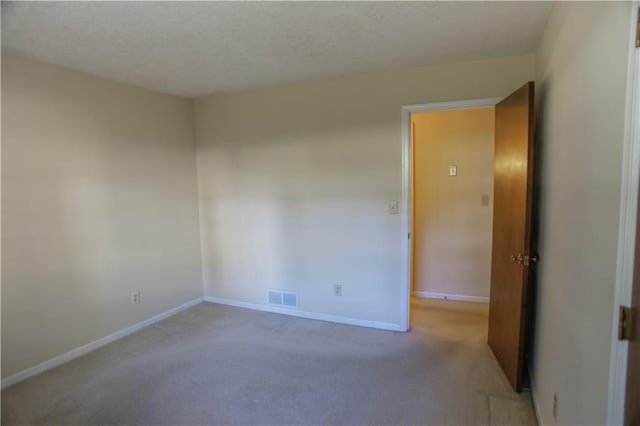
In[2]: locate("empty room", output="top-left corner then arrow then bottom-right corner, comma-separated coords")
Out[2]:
2,1 -> 639,425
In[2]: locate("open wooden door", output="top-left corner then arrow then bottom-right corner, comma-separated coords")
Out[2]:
488,82 -> 536,391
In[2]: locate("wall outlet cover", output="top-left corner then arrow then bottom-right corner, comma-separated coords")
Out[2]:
334,284 -> 343,297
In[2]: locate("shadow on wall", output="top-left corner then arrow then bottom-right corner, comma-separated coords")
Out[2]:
526,77 -> 550,380
2,56 -> 202,377
197,121 -> 403,320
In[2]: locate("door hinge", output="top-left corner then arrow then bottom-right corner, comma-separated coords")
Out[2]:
618,306 -> 634,341
636,7 -> 640,48
408,233 -> 410,240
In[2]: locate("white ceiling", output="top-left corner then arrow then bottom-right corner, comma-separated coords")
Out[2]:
1,1 -> 552,98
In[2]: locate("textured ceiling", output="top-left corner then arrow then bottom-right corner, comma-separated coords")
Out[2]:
1,1 -> 551,98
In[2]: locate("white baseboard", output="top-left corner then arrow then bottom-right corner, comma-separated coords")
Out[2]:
412,291 -> 489,303
1,296 -> 204,390
529,366 -> 545,426
203,296 -> 404,332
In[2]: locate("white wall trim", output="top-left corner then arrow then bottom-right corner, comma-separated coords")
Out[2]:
204,296 -> 404,332
529,366 -> 545,426
1,296 -> 205,390
412,291 -> 489,303
400,97 -> 502,331
607,3 -> 640,425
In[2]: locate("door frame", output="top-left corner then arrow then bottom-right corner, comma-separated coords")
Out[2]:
608,3 -> 640,424
399,97 -> 502,331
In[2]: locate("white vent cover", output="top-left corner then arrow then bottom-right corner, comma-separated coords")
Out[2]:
268,289 -> 298,309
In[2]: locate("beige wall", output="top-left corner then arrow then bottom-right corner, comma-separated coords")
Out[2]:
412,108 -> 494,299
533,3 -> 633,424
195,55 -> 534,326
1,55 -> 203,378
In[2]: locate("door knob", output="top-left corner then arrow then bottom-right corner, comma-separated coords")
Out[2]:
510,253 -> 538,265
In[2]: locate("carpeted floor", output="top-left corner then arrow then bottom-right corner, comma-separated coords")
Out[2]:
1,298 -> 537,425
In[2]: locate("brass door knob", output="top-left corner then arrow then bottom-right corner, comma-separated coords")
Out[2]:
511,253 -> 539,265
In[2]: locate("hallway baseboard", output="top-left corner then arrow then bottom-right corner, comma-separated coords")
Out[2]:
412,291 -> 489,303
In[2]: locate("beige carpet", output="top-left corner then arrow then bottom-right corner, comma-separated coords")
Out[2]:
1,298 -> 537,425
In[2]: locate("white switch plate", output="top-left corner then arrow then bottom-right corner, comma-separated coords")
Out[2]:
449,165 -> 457,176
389,200 -> 399,215
481,194 -> 490,206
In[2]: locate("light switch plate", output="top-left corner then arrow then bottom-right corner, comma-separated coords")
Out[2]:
481,194 -> 490,206
449,165 -> 457,176
389,200 -> 399,215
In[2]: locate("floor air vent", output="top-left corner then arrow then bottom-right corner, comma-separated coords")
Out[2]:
268,289 -> 298,309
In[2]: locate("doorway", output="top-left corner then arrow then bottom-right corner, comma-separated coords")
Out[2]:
400,98 -> 501,332
400,84 -> 537,392
411,108 -> 495,304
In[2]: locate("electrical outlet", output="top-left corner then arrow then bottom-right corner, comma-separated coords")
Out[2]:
334,284 -> 343,297
553,392 -> 558,422
131,290 -> 141,304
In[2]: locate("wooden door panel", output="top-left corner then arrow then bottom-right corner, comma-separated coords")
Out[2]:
488,82 -> 535,391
